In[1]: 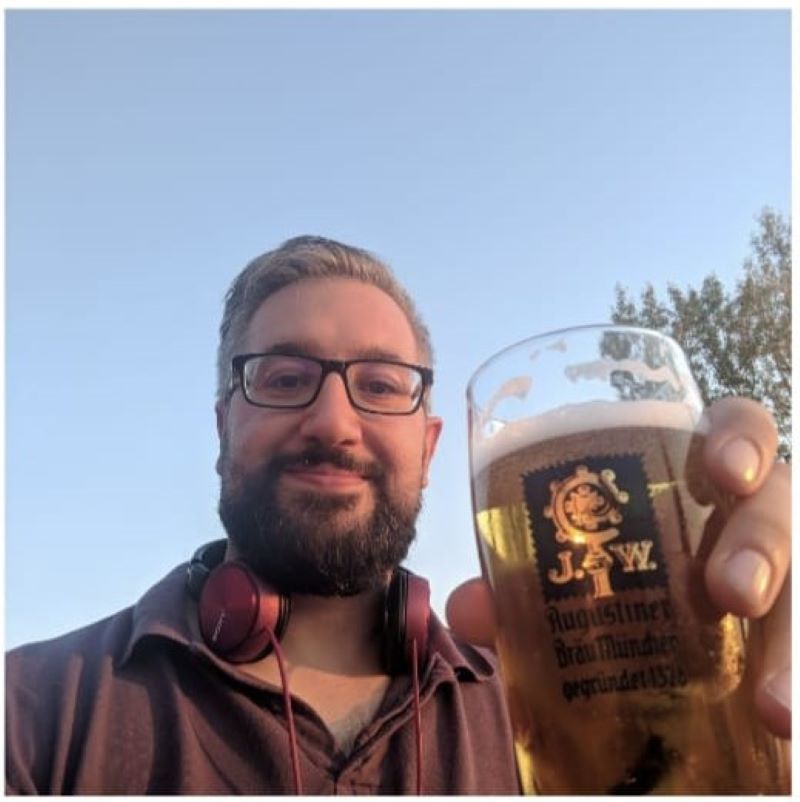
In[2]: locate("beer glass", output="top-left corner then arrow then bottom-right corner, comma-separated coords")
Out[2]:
467,325 -> 789,794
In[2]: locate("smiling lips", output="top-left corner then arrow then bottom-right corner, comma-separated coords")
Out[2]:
281,462 -> 369,490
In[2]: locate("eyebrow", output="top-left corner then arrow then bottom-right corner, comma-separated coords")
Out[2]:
254,341 -> 413,363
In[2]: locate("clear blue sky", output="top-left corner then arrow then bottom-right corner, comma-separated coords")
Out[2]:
5,10 -> 791,648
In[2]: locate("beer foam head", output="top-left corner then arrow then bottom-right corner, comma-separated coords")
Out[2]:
470,399 -> 703,475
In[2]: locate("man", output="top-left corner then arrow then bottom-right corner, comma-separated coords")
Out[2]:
6,236 -> 790,794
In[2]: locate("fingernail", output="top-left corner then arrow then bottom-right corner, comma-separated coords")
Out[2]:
725,549 -> 772,606
764,669 -> 791,710
719,438 -> 762,484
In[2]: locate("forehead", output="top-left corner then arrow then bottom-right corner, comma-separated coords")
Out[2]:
244,277 -> 421,362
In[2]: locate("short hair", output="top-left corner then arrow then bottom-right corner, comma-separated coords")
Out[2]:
216,235 -> 434,402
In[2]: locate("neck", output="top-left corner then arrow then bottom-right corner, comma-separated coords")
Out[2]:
278,590 -> 387,675
223,540 -> 389,676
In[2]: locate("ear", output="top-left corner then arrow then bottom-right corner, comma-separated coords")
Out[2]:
420,416 -> 443,488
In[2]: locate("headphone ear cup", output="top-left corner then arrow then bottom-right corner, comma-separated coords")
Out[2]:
382,569 -> 430,674
198,562 -> 290,664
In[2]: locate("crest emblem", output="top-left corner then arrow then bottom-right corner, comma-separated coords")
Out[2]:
523,454 -> 666,602
545,465 -> 629,542
543,465 -> 657,599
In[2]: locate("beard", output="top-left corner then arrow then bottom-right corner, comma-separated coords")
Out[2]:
217,443 -> 421,596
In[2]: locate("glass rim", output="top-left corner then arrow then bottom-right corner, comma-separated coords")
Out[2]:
466,322 -> 685,403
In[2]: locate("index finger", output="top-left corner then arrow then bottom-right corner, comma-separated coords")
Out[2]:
702,397 -> 779,497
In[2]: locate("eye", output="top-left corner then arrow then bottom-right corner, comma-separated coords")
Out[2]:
365,377 -> 401,395
247,357 -> 318,397
264,371 -> 306,390
353,364 -> 413,398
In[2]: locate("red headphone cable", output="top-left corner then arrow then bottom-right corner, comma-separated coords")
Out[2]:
268,631 -> 303,795
412,638 -> 422,795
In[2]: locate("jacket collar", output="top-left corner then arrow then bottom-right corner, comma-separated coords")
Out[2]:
118,563 -> 196,666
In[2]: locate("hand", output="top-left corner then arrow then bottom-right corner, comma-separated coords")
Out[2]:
446,397 -> 790,739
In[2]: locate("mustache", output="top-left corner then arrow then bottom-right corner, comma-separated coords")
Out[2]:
267,446 -> 384,481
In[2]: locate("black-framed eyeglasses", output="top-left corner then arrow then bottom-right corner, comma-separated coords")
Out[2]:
230,353 -> 434,415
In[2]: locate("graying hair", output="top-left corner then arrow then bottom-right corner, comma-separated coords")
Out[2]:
216,235 -> 434,402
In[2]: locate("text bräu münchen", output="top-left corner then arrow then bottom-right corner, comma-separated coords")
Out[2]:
553,631 -> 680,668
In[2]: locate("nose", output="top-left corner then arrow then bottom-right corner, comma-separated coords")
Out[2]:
297,372 -> 363,446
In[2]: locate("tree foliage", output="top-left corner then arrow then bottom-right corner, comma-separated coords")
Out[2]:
611,208 -> 791,460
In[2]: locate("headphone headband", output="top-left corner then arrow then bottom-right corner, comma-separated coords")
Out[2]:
186,540 -> 228,600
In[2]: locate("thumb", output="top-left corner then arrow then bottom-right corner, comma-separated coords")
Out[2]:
445,577 -> 497,648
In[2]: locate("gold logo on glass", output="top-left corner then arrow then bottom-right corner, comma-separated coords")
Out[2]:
545,466 -> 657,599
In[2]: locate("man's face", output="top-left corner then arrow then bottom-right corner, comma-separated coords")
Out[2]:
215,277 -> 442,595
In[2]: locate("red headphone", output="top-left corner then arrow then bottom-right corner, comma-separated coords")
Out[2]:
186,540 -> 431,674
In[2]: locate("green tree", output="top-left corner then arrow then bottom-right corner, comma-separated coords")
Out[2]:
611,208 -> 791,461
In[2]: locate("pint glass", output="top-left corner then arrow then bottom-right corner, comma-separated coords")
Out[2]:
467,325 -> 789,794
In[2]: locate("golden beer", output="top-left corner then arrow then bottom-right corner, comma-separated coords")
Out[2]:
473,419 -> 789,794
